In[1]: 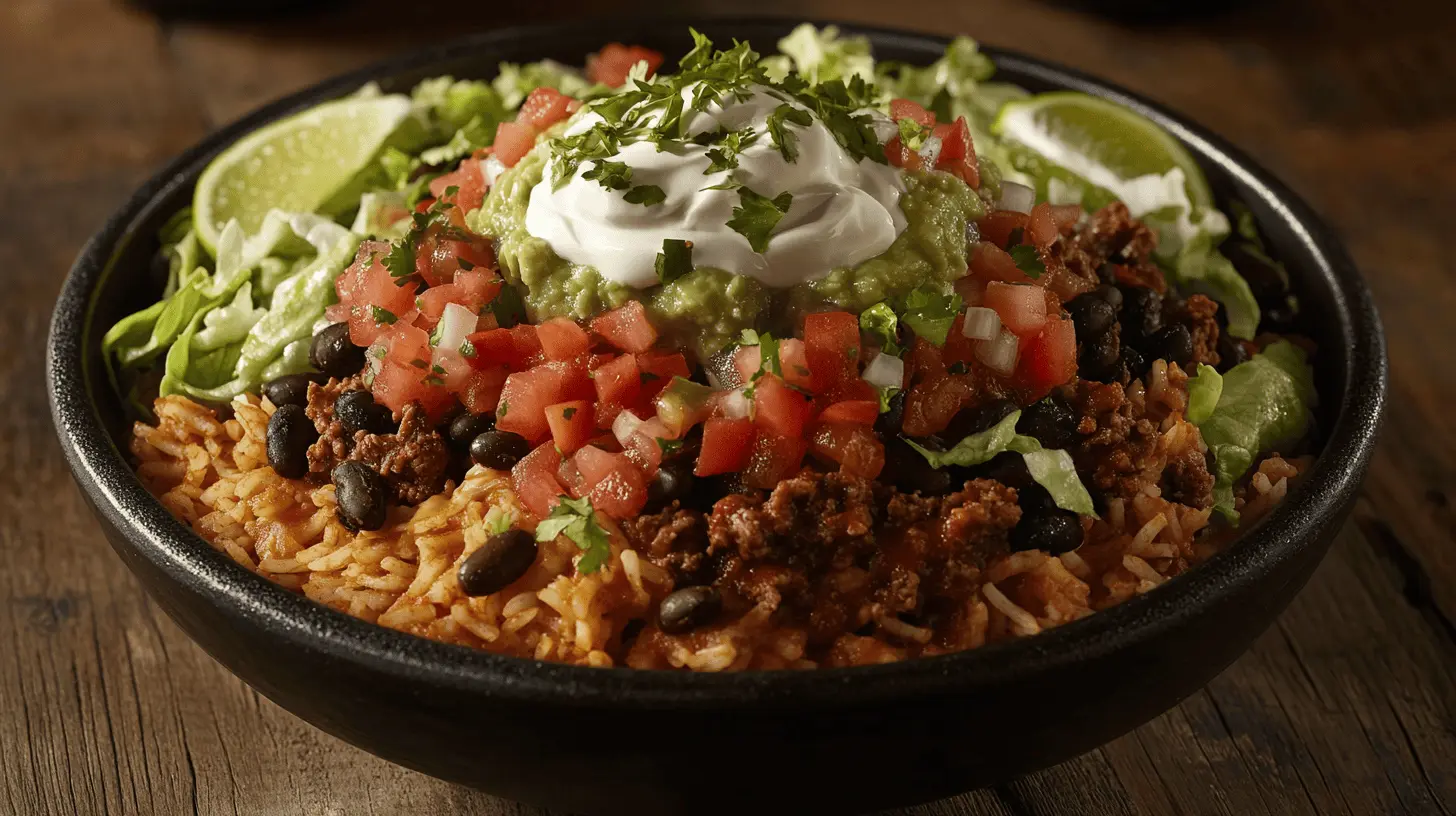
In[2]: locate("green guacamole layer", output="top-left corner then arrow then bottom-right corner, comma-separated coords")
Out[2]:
469,143 -> 985,359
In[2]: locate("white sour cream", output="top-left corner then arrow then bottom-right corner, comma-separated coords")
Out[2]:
523,86 -> 907,289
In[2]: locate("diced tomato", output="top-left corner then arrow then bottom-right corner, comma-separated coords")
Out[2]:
591,353 -> 641,428
777,339 -> 813,391
451,268 -> 501,312
733,344 -> 761,385
803,311 -> 861,393
635,351 -> 689,404
493,120 -> 537,168
1026,202 -> 1060,250
818,400 -> 879,427
890,98 -> 936,127
545,400 -> 595,455
819,376 -> 879,406
381,322 -> 432,370
496,362 -> 589,443
970,241 -> 1036,285
809,423 -> 885,479
695,418 -> 755,476
586,43 -> 665,87
984,281 -> 1048,338
741,431 -> 808,490
512,443 -> 564,518
591,300 -> 658,353
977,211 -> 1030,249
753,375 -> 813,439
415,285 -> 469,326
458,366 -> 508,415
466,326 -> 542,370
337,245 -> 420,347
1016,316 -> 1078,398
434,348 -> 474,391
537,317 -> 590,361
517,87 -> 575,130
884,135 -> 924,171
417,233 -> 497,288
573,446 -> 648,519
427,160 -> 487,220
932,117 -> 979,188
1049,204 -> 1084,231
622,417 -> 672,476
371,359 -> 452,419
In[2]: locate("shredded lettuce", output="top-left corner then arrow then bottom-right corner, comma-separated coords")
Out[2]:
900,284 -> 962,347
1191,340 -> 1316,521
768,24 -> 877,86
904,411 -> 1097,516
492,60 -> 596,110
1185,363 -> 1223,425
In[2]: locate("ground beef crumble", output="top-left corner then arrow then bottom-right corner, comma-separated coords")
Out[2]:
304,376 -> 450,505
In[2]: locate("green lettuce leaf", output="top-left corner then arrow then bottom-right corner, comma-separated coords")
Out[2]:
491,60 -> 596,111
769,24 -> 877,86
1170,229 -> 1261,340
904,411 -> 1097,516
1191,340 -> 1316,521
1185,363 -> 1223,425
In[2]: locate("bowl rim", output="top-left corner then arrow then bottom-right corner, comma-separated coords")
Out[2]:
47,15 -> 1386,709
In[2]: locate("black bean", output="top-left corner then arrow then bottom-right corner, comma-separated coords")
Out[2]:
448,412 -> 494,448
335,389 -> 395,435
1120,344 -> 1148,380
1217,332 -> 1250,371
646,463 -> 695,513
874,388 -> 908,437
1095,283 -> 1123,311
1222,241 -> 1288,307
1145,324 -> 1194,366
266,404 -> 316,479
469,430 -> 531,470
1010,509 -> 1083,555
883,439 -> 953,496
458,529 -> 537,597
1066,293 -> 1117,338
310,322 -> 365,378
1017,397 -> 1078,450
1078,330 -> 1121,382
962,449 -> 1031,489
944,398 -> 1019,442
658,585 -> 722,634
261,373 -> 315,409
1117,285 -> 1163,344
332,461 -> 388,531
684,472 -> 751,511
1017,483 -> 1058,513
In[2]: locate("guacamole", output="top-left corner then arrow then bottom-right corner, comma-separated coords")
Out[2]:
471,142 -> 986,359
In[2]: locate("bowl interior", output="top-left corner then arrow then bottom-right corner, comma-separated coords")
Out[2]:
53,17 -> 1384,703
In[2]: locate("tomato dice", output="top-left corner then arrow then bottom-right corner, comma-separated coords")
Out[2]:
512,443 -> 565,518
1027,202 -> 1060,249
427,160 -> 487,220
777,338 -> 813,391
458,366 -> 508,415
984,282 -> 1048,338
970,242 -> 1037,285
586,43 -> 665,87
809,423 -> 885,479
818,400 -> 879,426
574,446 -> 648,519
591,300 -> 658,353
883,135 -> 924,171
537,317 -> 590,361
741,431 -> 808,490
493,120 -> 537,167
517,87 -> 575,130
1016,316 -> 1078,398
372,359 -> 452,419
890,98 -> 935,127
417,232 -> 496,288
496,362 -> 591,442
591,353 -> 641,427
804,311 -> 861,393
466,326 -> 542,370
977,211 -> 1031,250
622,416 -> 672,476
545,400 -> 595,455
337,244 -> 420,347
695,418 -> 755,476
932,117 -> 979,187
635,351 -> 689,403
753,375 -> 813,439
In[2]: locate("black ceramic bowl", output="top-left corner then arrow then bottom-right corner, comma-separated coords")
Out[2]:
47,18 -> 1385,816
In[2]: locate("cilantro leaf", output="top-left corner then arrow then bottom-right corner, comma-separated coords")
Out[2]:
624,184 -> 666,206
370,306 -> 398,326
739,328 -> 761,346
728,187 -> 792,253
897,118 -> 930,150
876,385 -> 900,413
1008,245 -> 1046,279
656,437 -> 684,456
859,302 -> 902,356
655,238 -> 694,285
383,239 -> 416,286
534,495 -> 613,574
582,159 -> 633,191
900,284 -> 963,347
757,332 -> 782,378
766,103 -> 813,162
459,339 -> 477,358
489,283 -> 528,328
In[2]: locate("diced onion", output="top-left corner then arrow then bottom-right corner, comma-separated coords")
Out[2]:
612,410 -> 644,447
862,352 -> 905,391
719,388 -> 751,420
917,135 -> 943,170
431,302 -> 478,366
481,155 -> 508,187
961,306 -> 1002,341
997,181 -> 1035,214
976,329 -> 1020,375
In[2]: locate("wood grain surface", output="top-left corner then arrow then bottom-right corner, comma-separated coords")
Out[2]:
3,0 -> 1454,813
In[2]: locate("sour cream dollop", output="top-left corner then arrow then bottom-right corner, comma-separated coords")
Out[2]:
523,86 -> 906,289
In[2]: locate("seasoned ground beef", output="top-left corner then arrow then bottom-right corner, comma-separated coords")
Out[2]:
1060,201 -> 1165,292
624,471 -> 1021,662
1170,293 -> 1222,368
305,376 -> 450,505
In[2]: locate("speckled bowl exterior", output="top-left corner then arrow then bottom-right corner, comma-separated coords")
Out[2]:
47,18 -> 1386,816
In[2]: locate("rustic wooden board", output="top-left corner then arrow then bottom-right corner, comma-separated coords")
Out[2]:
3,0 -> 1453,813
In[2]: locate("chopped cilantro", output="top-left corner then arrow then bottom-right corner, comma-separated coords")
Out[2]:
859,302 -> 902,356
582,159 -> 633,191
371,306 -> 398,326
639,371 -> 660,384
876,385 -> 900,413
897,118 -> 931,150
757,332 -> 782,379
534,495 -> 612,574
459,339 -> 477,358
562,406 -> 577,420
624,184 -> 666,206
383,239 -> 416,286
766,103 -> 813,162
728,187 -> 792,253
739,328 -> 760,346
457,258 -> 475,271
655,238 -> 693,285
489,283 -> 528,328
1008,244 -> 1046,279
901,284 -> 963,347
497,400 -> 509,419
656,437 -> 684,456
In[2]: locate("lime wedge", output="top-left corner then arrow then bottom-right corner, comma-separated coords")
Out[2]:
194,95 -> 414,254
993,92 -> 1212,211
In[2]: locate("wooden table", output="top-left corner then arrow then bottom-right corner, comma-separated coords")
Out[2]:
4,0 -> 1453,812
